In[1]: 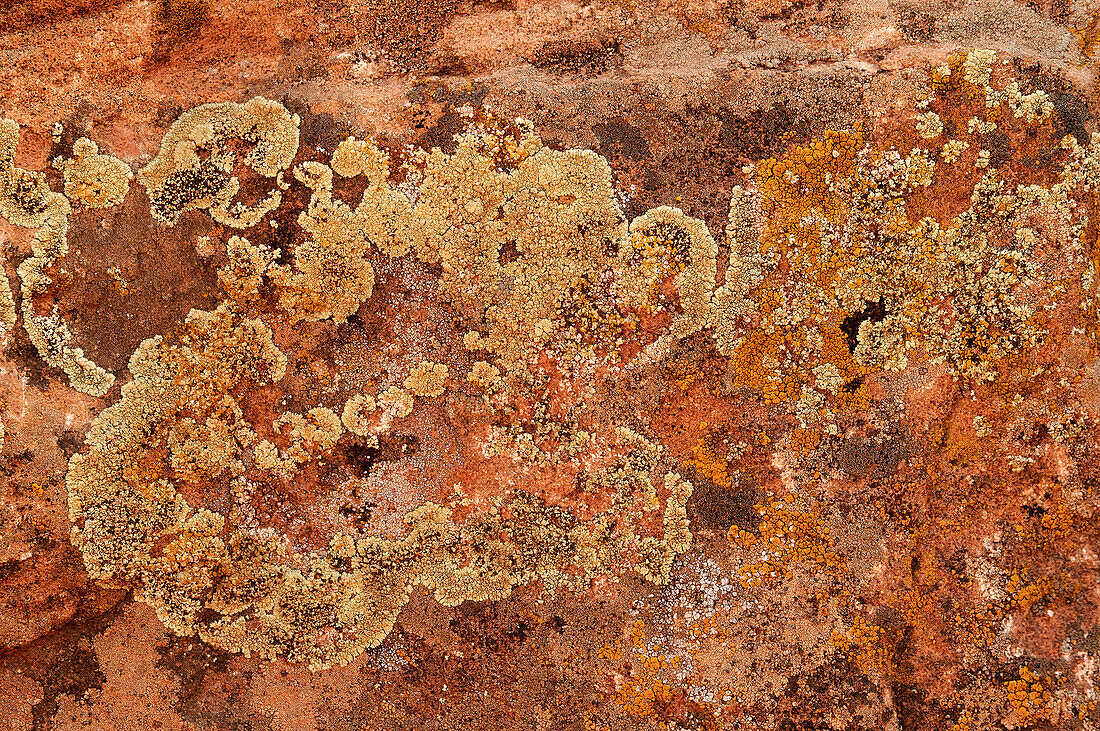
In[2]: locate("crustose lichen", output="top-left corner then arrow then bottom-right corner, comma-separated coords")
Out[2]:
36,51 -> 1100,670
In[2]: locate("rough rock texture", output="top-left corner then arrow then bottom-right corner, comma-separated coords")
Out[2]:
2,0 -> 1100,729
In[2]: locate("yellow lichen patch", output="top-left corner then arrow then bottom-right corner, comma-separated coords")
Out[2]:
378,385 -> 414,419
252,407 -> 345,477
3,117 -> 116,392
403,360 -> 448,398
0,267 -> 15,333
217,235 -> 278,303
72,355 -> 696,670
137,97 -> 300,226
277,406 -> 343,448
467,360 -> 501,392
168,415 -> 236,482
340,393 -> 377,437
266,161 -> 387,323
55,137 -> 132,209
406,121 -> 629,372
330,136 -> 390,181
710,185 -> 759,355
56,71 -> 1100,685
268,233 -> 375,324
914,111 -> 943,140
550,274 -> 627,361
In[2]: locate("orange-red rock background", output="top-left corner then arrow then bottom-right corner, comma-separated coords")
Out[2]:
2,0 -> 1100,729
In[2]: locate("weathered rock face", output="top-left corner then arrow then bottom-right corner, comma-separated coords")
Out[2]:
2,1 -> 1100,729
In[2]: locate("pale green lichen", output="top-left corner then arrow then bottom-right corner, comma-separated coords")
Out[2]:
711,185 -> 760,356
403,360 -> 448,398
0,267 -> 16,333
137,97 -> 300,226
914,111 -> 944,140
16,192 -> 115,396
55,137 -> 132,209
0,118 -> 52,229
66,102 -> 706,671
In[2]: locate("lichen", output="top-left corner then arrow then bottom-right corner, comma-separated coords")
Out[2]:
403,360 -> 448,398
137,97 -> 300,226
914,110 -> 943,140
59,56 -> 1100,691
55,137 -> 132,209
340,393 -> 377,437
67,293 -> 694,668
619,206 -> 717,339
217,235 -> 278,303
0,117 -> 137,395
705,50 -> 1095,435
0,118 -> 52,229
0,267 -> 16,333
66,104 -> 705,670
15,190 -> 115,396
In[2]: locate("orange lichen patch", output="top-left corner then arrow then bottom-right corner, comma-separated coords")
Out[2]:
121,449 -> 168,491
756,130 -> 864,221
728,495 -> 842,587
1004,665 -> 1052,723
831,616 -> 895,677
1036,502 -> 1079,545
615,671 -> 673,718
1077,9 -> 1100,59
1008,495 -> 1086,556
1002,569 -> 1058,613
728,326 -> 807,403
715,49 -> 1098,447
787,427 -> 821,456
686,435 -> 733,489
947,709 -> 979,731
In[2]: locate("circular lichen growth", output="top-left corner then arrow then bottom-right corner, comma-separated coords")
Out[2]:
138,97 -> 300,226
57,138 -> 133,209
403,360 -> 448,397
66,104 -> 705,671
